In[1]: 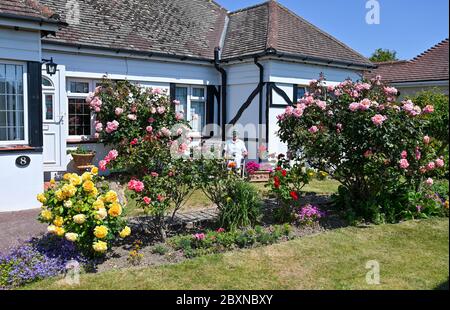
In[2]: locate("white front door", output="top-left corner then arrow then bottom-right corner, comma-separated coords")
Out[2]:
42,66 -> 67,172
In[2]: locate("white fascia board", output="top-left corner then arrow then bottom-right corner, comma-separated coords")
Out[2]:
0,17 -> 59,32
42,42 -> 214,67
392,80 -> 449,88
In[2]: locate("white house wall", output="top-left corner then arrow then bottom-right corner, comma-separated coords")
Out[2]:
42,49 -> 220,85
0,27 -> 41,62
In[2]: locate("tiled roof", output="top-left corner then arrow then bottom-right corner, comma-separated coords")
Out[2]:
221,0 -> 373,67
0,0 -> 57,21
35,0 -> 371,66
39,0 -> 228,59
368,39 -> 449,83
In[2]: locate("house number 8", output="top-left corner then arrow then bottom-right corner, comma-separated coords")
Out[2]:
16,156 -> 31,168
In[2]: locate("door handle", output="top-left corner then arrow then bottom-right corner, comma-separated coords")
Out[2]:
58,113 -> 65,124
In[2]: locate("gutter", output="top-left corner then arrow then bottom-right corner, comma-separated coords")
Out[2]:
221,48 -> 376,70
0,12 -> 68,26
254,58 -> 265,160
214,47 -> 228,142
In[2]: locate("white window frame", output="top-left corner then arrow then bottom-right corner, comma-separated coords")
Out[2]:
42,76 -> 55,122
66,79 -> 99,140
0,60 -> 28,146
174,85 -> 206,135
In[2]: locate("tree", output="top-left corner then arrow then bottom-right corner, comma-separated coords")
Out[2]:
369,48 -> 398,62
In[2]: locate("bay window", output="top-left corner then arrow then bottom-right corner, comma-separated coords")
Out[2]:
174,85 -> 206,133
0,62 -> 27,145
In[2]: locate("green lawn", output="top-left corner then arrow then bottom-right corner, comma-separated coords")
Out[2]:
25,218 -> 449,290
123,179 -> 340,217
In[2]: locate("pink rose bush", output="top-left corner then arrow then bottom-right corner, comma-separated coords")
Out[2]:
277,75 -> 447,222
89,79 -> 197,240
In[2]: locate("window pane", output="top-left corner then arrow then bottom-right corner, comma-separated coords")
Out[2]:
297,87 -> 306,100
68,98 -> 91,136
42,77 -> 53,87
192,88 -> 205,98
0,63 -> 24,142
45,94 -> 53,120
175,87 -> 188,117
190,100 -> 205,133
70,81 -> 89,93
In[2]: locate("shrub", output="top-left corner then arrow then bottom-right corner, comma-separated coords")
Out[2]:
90,80 -> 196,240
152,244 -> 170,256
276,75 -> 447,223
219,179 -> 263,231
36,168 -> 130,255
266,157 -> 309,223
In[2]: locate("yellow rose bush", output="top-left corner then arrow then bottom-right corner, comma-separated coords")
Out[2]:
37,167 -> 130,255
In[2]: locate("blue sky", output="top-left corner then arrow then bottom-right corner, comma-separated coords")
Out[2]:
216,0 -> 449,60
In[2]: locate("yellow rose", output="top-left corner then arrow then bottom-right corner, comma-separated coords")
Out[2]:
119,226 -> 131,238
93,199 -> 105,210
47,225 -> 57,234
65,233 -> 78,242
63,173 -> 72,181
95,208 -> 108,220
62,184 -> 77,198
37,193 -> 47,204
82,172 -> 93,181
108,203 -> 123,217
445,201 -> 449,209
91,167 -> 99,175
92,241 -> 108,253
93,225 -> 108,239
40,209 -> 53,221
53,216 -> 64,227
50,179 -> 56,185
89,187 -> 99,198
82,180 -> 95,192
55,190 -> 65,201
69,174 -> 82,186
73,214 -> 86,224
104,191 -> 118,203
64,200 -> 73,208
55,227 -> 65,237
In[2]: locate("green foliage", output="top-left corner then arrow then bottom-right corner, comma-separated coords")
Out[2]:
167,225 -> 293,258
277,76 -> 447,223
369,48 -> 398,62
152,244 -> 170,256
266,157 -> 309,223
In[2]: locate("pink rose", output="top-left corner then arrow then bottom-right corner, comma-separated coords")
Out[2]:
435,158 -> 445,168
106,120 -> 119,133
308,126 -> 319,134
150,107 -> 157,114
415,148 -> 422,160
364,150 -> 373,158
128,180 -> 144,193
175,112 -> 184,121
143,197 -> 151,205
146,126 -> 153,133
127,114 -> 137,121
95,122 -> 103,133
401,150 -> 408,159
371,114 -> 387,126
399,159 -> 410,169
152,88 -> 162,95
115,108 -> 124,116
94,133 -> 100,139
423,105 -> 434,114
423,136 -> 431,145
425,178 -> 434,186
99,160 -> 108,171
130,138 -> 138,146
85,93 -> 94,104
151,172 -> 159,177
157,194 -> 165,202
349,102 -> 360,112
426,162 -> 436,171
194,233 -> 205,241
157,106 -> 166,114
359,99 -> 371,111
315,100 -> 327,110
173,100 -> 181,105
148,117 -> 155,123
106,150 -> 118,162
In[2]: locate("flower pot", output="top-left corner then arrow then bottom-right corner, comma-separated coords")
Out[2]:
248,170 -> 272,183
71,153 -> 96,171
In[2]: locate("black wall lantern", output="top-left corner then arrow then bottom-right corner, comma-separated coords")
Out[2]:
42,57 -> 58,76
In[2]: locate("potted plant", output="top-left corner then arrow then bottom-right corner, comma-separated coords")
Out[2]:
246,161 -> 272,182
68,147 -> 96,171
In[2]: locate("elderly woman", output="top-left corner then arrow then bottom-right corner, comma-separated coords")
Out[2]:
224,130 -> 248,169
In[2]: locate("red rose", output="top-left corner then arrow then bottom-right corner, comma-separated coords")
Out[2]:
276,167 -> 282,171
290,191 -> 299,201
282,170 -> 287,177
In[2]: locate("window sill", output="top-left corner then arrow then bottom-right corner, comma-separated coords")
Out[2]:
0,145 -> 42,153
67,138 -> 99,145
